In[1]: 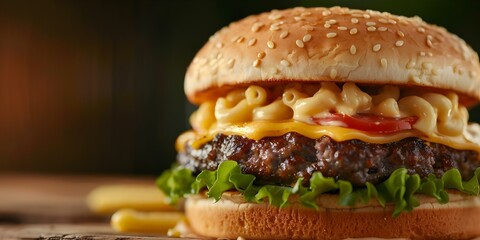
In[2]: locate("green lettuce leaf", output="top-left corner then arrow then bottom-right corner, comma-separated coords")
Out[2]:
462,168 -> 480,194
156,167 -> 195,204
255,185 -> 293,207
156,160 -> 480,216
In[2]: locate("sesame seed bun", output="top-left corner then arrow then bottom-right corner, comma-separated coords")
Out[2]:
185,7 -> 480,106
186,191 -> 480,240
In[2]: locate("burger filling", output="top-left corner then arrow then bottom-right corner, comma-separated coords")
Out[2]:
179,83 -> 479,152
178,133 -> 480,187
158,83 -> 480,216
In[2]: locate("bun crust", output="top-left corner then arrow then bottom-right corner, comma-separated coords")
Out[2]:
185,7 -> 480,105
185,192 -> 480,239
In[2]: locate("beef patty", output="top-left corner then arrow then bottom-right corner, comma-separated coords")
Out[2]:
177,132 -> 480,186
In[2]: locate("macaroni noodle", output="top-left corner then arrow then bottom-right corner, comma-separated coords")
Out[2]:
190,83 -> 469,138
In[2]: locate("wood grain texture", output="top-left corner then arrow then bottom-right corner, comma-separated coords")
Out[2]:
0,174 -> 155,223
0,224 -> 200,239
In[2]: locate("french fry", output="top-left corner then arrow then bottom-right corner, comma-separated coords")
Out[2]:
111,209 -> 184,234
87,184 -> 177,214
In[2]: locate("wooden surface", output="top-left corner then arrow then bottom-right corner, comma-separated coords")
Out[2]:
0,173 -> 188,239
0,224 -> 200,239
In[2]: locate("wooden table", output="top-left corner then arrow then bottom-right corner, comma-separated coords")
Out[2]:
0,173 -> 193,239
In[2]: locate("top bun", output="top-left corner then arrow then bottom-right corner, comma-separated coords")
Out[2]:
185,6 -> 480,105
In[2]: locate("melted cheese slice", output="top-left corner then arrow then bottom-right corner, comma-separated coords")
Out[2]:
176,120 -> 480,154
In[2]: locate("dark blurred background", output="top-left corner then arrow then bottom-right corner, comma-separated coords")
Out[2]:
0,0 -> 479,176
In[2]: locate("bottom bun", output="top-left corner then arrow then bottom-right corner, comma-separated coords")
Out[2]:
185,191 -> 480,240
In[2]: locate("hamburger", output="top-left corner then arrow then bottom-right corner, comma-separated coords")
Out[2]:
157,6 -> 480,239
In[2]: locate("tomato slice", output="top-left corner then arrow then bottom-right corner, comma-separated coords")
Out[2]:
311,114 -> 418,134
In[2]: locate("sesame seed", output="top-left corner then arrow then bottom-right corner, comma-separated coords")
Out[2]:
363,14 -> 371,19
301,11 -> 312,16
216,42 -> 224,48
350,45 -> 357,55
198,58 -> 208,65
296,40 -> 304,48
395,40 -> 404,47
324,23 -> 331,28
337,26 -> 347,31
419,51 -> 426,56
380,58 -> 388,68
427,52 -> 433,57
435,35 -> 445,42
231,36 -> 241,43
378,18 -> 389,23
322,10 -> 331,16
269,13 -> 283,20
236,36 -> 245,43
406,61 -> 415,69
303,34 -> 312,42
399,19 -> 409,25
237,236 -> 246,240
330,68 -> 337,79
461,44 -> 470,60
302,25 -> 314,31
378,27 -> 387,31
454,65 -> 463,74
422,62 -> 432,70
349,28 -> 358,35
294,16 -> 303,21
280,59 -> 291,67
267,41 -> 275,49
251,23 -> 264,32
366,21 -> 376,26
326,32 -> 337,38
412,76 -> 421,83
426,38 -> 433,48
453,65 -> 460,73
388,19 -> 397,24
253,59 -> 261,67
413,16 -> 423,22
270,24 -> 281,31
216,52 -> 223,59
397,30 -> 405,38
210,67 -> 218,75
351,18 -> 359,24
270,67 -> 278,74
208,35 -> 217,42
427,35 -> 433,40
417,27 -> 425,33
373,44 -> 381,52
367,26 -> 376,32
248,38 -> 257,46
326,19 -> 337,25
469,70 -> 475,78
257,51 -> 266,59
352,13 -> 363,18
226,58 -> 235,69
280,31 -> 289,39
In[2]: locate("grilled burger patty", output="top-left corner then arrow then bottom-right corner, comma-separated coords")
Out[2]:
178,133 -> 480,186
